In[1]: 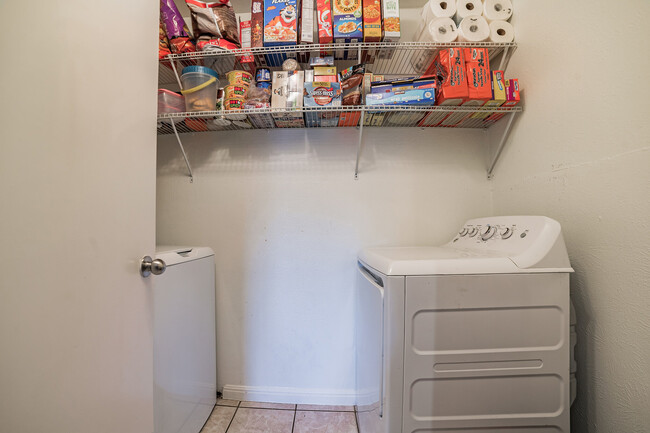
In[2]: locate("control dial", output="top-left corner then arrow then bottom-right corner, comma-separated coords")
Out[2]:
459,228 -> 468,237
467,227 -> 478,237
500,227 -> 513,239
481,225 -> 497,241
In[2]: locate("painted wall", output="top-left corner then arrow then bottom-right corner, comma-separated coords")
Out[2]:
157,127 -> 493,403
489,1 -> 650,431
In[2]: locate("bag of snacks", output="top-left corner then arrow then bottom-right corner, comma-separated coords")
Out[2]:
160,0 -> 196,54
159,19 -> 172,59
340,64 -> 365,105
186,0 -> 241,50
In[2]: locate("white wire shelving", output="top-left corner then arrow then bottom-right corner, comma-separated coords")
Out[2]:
157,41 -> 521,180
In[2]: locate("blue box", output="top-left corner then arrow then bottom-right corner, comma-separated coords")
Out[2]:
365,89 -> 436,106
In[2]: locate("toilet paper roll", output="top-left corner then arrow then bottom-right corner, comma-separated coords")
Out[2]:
488,20 -> 515,43
457,15 -> 490,42
423,0 -> 457,21
454,0 -> 483,25
418,17 -> 458,43
483,0 -> 513,23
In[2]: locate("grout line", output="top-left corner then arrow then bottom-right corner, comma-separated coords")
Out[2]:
354,406 -> 360,433
291,406 -> 297,433
198,404 -> 217,433
224,401 -> 240,433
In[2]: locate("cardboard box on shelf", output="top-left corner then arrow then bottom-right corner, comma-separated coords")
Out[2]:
382,0 -> 400,42
472,70 -> 507,119
264,0 -> 299,47
300,0 -> 315,44
239,20 -> 255,73
365,88 -> 436,106
464,48 -> 491,101
271,70 -> 305,109
317,0 -> 333,44
251,1 -> 264,48
333,0 -> 362,59
338,111 -> 362,126
304,82 -> 342,107
362,0 -> 382,42
484,79 -> 521,123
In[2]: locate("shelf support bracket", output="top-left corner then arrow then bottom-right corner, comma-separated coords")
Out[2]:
487,111 -> 518,179
170,119 -> 194,183
354,111 -> 366,180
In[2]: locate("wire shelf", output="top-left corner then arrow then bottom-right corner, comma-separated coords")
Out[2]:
156,105 -> 522,135
159,41 -> 517,86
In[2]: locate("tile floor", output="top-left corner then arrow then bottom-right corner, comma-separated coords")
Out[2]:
201,398 -> 359,433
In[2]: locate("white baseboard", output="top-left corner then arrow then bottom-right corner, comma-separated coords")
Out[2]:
221,384 -> 357,406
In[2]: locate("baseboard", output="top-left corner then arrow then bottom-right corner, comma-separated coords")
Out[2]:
222,384 -> 357,406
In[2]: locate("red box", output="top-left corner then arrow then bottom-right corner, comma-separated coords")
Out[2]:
317,0 -> 333,44
251,1 -> 264,48
315,74 -> 338,82
485,79 -> 521,123
428,48 -> 468,105
338,111 -> 362,126
464,48 -> 491,101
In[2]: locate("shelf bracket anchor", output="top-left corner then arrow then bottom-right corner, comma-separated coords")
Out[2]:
354,111 -> 366,180
487,111 -> 518,179
170,119 -> 194,183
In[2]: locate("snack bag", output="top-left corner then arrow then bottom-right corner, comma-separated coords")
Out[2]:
186,0 -> 241,50
340,64 -> 365,106
159,19 -> 172,59
160,0 -> 196,54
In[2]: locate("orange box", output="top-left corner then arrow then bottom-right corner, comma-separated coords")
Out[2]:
363,0 -> 382,42
464,48 -> 491,101
472,70 -> 506,119
338,111 -> 362,126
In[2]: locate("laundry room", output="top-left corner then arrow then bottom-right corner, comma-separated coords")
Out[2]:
1,1 -> 649,433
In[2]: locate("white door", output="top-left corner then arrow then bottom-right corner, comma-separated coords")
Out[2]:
0,1 -> 158,432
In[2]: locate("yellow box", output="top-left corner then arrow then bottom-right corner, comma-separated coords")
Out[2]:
472,70 -> 507,119
314,66 -> 337,76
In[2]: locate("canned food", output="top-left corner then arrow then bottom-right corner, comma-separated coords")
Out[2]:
255,68 -> 271,83
224,84 -> 248,100
256,81 -> 272,91
224,97 -> 245,110
226,70 -> 253,87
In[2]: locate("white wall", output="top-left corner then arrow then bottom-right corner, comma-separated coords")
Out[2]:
489,1 -> 650,431
157,127 -> 493,403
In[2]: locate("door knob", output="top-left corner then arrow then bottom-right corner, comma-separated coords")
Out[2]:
140,256 -> 166,277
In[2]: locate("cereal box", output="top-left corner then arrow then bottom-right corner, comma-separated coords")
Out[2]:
333,0 -> 363,43
264,0 -> 299,47
300,0 -> 315,44
362,0 -> 382,42
382,0 -> 400,42
251,1 -> 264,48
238,20 -> 255,74
317,0 -> 333,44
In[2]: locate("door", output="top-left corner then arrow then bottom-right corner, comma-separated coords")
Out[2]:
0,1 -> 158,432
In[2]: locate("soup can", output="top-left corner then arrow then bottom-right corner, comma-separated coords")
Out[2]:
255,67 -> 271,83
226,70 -> 253,87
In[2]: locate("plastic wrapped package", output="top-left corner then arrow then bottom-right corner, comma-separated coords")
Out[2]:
160,0 -> 196,53
186,0 -> 241,50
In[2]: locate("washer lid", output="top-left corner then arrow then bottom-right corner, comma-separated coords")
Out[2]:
155,246 -> 215,266
359,246 -> 520,276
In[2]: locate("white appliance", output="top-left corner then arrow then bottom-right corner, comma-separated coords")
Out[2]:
154,247 -> 217,433
356,216 -> 576,433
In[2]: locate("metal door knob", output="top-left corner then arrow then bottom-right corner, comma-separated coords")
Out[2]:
140,256 -> 166,277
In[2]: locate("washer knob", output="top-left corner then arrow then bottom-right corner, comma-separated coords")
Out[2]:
459,228 -> 468,237
481,225 -> 496,241
467,227 -> 478,237
500,227 -> 513,239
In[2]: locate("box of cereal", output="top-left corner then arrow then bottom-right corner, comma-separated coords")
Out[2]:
333,0 -> 363,43
317,0 -> 333,44
251,1 -> 264,48
264,0 -> 299,47
362,0 -> 382,42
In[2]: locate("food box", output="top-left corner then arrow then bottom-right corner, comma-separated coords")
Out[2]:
300,0 -> 315,44
317,0 -> 333,44
304,82 -> 342,107
338,111 -> 362,126
382,0 -> 400,42
431,48 -> 468,104
238,20 -> 255,73
264,0 -> 299,47
314,66 -> 337,76
472,70 -> 506,119
333,0 -> 363,41
365,88 -> 436,106
251,1 -> 264,48
273,112 -> 306,127
464,48 -> 491,101
271,70 -> 305,109
363,111 -> 386,126
248,112 -> 277,128
315,75 -> 338,82
310,56 -> 334,66
362,0 -> 382,42
485,79 -> 521,124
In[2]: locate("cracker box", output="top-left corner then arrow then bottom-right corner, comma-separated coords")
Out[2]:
431,48 -> 468,104
317,0 -> 333,44
464,48 -> 491,101
264,0 -> 299,47
362,0 -> 382,42
472,70 -> 507,120
333,0 -> 363,43
382,0 -> 400,42
251,1 -> 264,48
300,0 -> 315,44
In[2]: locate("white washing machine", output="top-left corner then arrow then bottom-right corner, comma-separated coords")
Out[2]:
154,247 -> 217,433
356,216 -> 576,433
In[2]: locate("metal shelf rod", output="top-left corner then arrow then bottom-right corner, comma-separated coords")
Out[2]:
487,111 -> 518,179
170,119 -> 193,183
